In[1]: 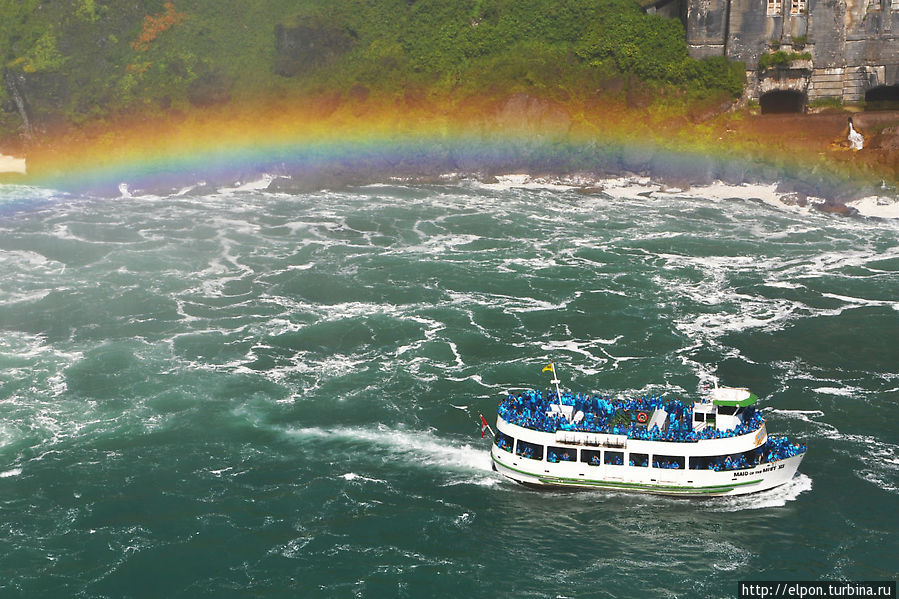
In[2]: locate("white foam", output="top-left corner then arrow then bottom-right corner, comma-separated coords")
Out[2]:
499,256 -> 564,272
766,409 -> 835,433
173,183 -> 200,196
764,281 -> 805,290
0,183 -> 61,207
642,238 -> 899,347
812,386 -> 857,397
269,536 -> 312,559
222,174 -> 276,192
284,426 -> 494,475
454,512 -> 474,526
0,154 -> 26,174
771,411 -> 898,495
341,472 -> 387,484
470,174 -> 579,192
768,409 -> 826,419
688,181 -> 780,204
0,249 -> 64,275
445,290 -> 569,314
706,473 -> 813,511
857,470 -> 898,494
848,195 -> 899,219
598,176 -> 657,199
443,373 -> 493,388
821,293 -> 899,311
400,233 -> 483,256
0,468 -> 22,478
446,340 -> 465,369
597,177 -> 897,221
591,178 -> 796,213
540,339 -> 609,364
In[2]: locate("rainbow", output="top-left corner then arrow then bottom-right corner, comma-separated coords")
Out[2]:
3,95 -> 886,202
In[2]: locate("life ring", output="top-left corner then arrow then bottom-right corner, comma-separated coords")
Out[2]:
637,411 -> 648,424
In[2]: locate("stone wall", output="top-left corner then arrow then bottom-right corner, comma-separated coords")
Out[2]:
677,0 -> 899,102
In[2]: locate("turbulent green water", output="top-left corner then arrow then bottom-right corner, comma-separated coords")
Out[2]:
0,178 -> 896,598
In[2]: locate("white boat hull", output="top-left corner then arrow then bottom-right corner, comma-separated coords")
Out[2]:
491,446 -> 805,497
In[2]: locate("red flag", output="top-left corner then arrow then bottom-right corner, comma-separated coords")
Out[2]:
479,414 -> 490,437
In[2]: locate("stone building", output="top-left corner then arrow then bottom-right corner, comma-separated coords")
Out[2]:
647,0 -> 899,111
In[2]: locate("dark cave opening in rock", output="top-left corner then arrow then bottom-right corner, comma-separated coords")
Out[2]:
760,90 -> 807,114
865,85 -> 899,110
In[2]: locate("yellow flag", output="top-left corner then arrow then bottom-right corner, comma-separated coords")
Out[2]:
542,363 -> 553,373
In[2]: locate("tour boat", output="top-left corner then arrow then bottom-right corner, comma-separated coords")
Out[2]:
486,364 -> 806,496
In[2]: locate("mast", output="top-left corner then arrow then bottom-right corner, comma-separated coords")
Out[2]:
547,362 -> 563,405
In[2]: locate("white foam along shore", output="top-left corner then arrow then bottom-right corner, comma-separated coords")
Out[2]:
0,154 -> 26,174
464,173 -> 899,220
847,195 -> 899,219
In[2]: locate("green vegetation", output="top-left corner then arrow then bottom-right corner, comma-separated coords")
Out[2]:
758,50 -> 812,71
0,0 -> 746,140
573,1 -> 744,97
11,31 -> 68,74
808,97 -> 843,110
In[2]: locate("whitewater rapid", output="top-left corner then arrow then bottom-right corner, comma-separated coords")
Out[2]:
0,176 -> 896,597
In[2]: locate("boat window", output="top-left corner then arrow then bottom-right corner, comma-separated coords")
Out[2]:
581,449 -> 602,466
652,454 -> 685,469
515,440 -> 543,461
694,412 -> 705,422
629,453 -> 649,467
547,446 -> 574,463
717,406 -> 738,416
604,451 -> 624,466
494,431 -> 514,453
691,447 -> 770,471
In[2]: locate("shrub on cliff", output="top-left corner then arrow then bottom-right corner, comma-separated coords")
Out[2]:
575,0 -> 744,97
685,56 -> 746,98
576,3 -> 688,81
0,0 -> 747,139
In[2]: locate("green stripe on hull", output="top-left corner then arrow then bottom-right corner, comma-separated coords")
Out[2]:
537,477 -> 736,495
492,455 -> 764,495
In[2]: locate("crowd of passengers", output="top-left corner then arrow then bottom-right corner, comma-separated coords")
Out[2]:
653,459 -> 683,469
514,437 -> 805,471
687,437 -> 807,471
547,450 -> 575,463
518,445 -> 536,459
497,389 -> 764,442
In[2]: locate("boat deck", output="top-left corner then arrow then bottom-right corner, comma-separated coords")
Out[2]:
498,389 -> 763,443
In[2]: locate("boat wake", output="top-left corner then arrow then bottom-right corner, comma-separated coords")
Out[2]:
705,473 -> 813,511
282,425 -> 497,485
